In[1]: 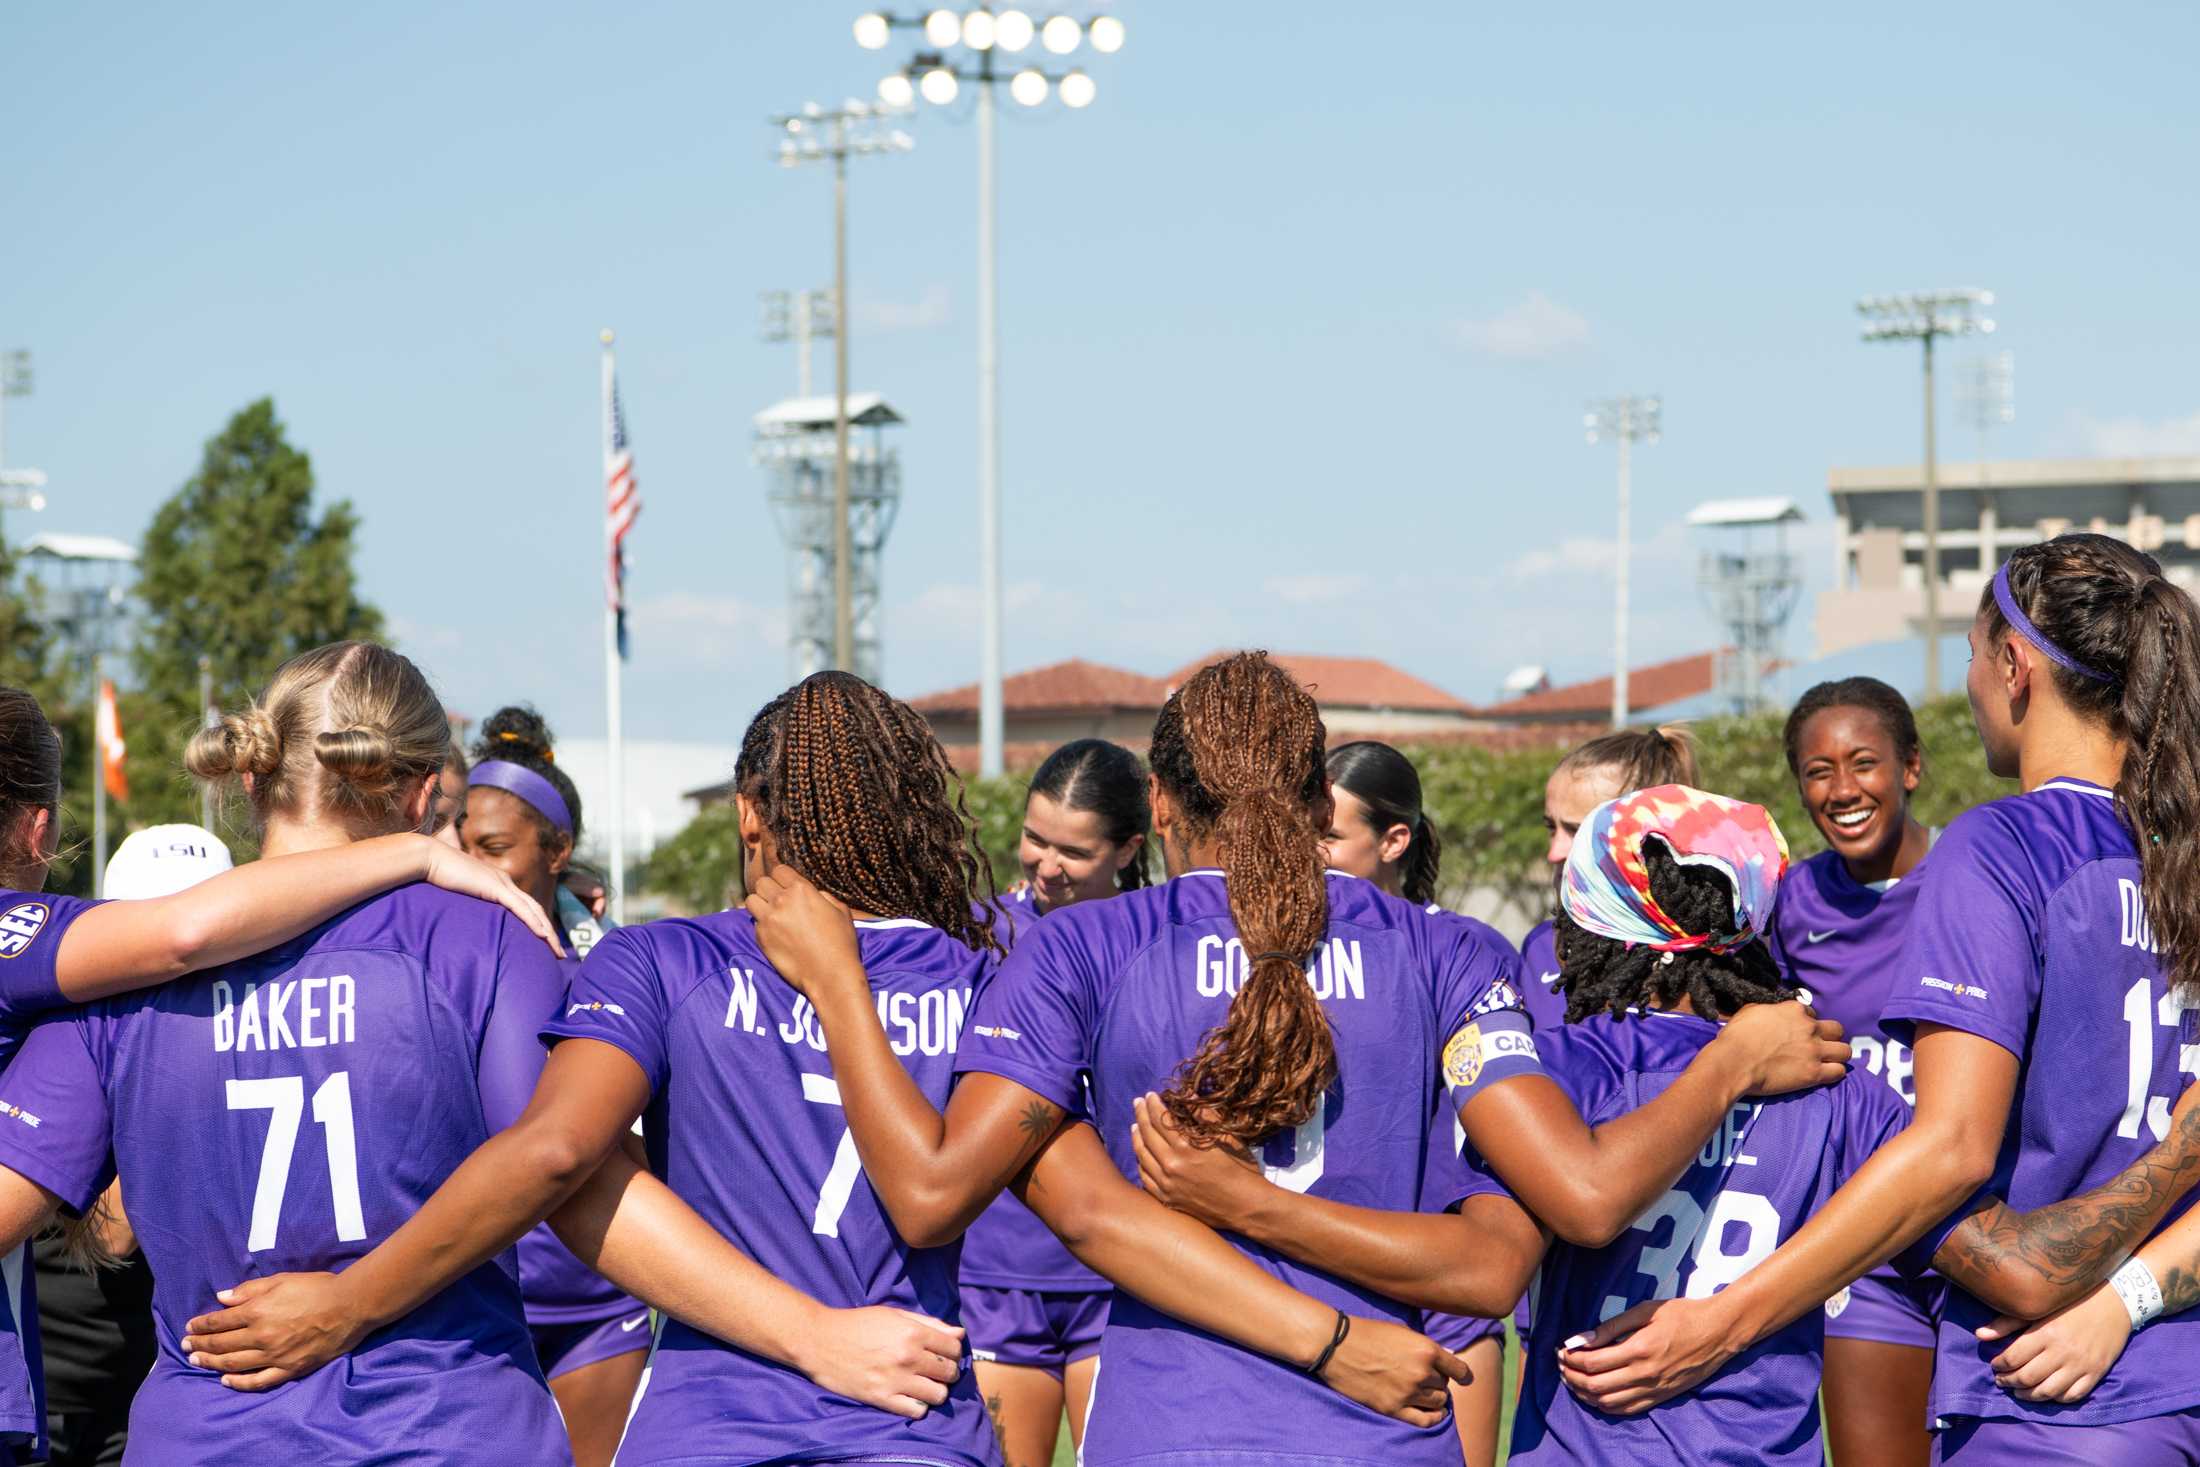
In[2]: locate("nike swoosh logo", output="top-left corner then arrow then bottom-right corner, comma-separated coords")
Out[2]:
619,1313 -> 650,1332
1806,931 -> 1836,944
1538,971 -> 1562,986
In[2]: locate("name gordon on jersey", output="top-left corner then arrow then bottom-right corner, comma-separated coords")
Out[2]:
723,969 -> 973,1059
211,976 -> 358,1052
1196,936 -> 1369,1001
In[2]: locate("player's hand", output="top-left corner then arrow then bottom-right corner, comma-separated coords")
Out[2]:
418,838 -> 564,958
182,1272 -> 369,1390
793,1304 -> 966,1420
1316,1316 -> 1465,1428
1977,1284 -> 2131,1404
745,864 -> 861,1001
1711,1001 -> 1848,1098
1556,1295 -> 1738,1414
1131,1092 -> 1264,1230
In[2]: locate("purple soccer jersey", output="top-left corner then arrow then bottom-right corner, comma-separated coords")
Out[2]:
0,889 -> 93,1457
1885,780 -> 2200,1429
959,888 -> 1103,1294
1482,1010 -> 1906,1467
0,885 -> 569,1467
488,945 -> 639,1330
1771,848 -> 1927,1104
958,869 -> 1539,1466
544,911 -> 1000,1467
1517,918 -> 1569,1032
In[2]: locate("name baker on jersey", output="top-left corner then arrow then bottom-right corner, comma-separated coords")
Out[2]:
1195,936 -> 1370,1000
211,976 -> 358,1052
717,968 -> 972,1059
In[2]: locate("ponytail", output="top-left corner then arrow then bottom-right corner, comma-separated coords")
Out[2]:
1152,653 -> 1334,1149
1325,739 -> 1445,906
1401,815 -> 1443,907
1985,535 -> 2200,998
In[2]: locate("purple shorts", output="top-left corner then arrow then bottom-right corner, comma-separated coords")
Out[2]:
1934,1407 -> 2200,1464
1824,1264 -> 1940,1349
963,1284 -> 1108,1377
1423,1310 -> 1504,1354
531,1306 -> 653,1381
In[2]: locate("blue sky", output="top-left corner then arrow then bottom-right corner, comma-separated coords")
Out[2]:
8,2 -> 2199,743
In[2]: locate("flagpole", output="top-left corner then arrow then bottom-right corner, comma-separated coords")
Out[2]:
92,652 -> 107,898
601,329 -> 627,926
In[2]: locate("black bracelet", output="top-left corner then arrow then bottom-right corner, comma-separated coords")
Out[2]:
1306,1309 -> 1351,1378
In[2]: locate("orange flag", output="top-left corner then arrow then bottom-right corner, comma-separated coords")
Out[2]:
96,679 -> 127,801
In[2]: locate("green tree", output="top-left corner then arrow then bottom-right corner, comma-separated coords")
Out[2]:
636,802 -> 746,913
125,398 -> 383,832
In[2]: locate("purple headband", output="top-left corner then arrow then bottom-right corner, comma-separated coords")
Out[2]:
468,760 -> 573,834
1992,562 -> 2115,684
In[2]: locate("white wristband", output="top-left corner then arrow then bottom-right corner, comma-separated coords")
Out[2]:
2110,1257 -> 2164,1331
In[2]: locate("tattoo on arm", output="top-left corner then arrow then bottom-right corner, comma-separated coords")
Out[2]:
1937,1100 -> 2200,1303
1015,1099 -> 1064,1160
2162,1260 -> 2200,1317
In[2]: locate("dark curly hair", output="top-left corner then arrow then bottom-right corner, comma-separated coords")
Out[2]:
1152,652 -> 1334,1150
1781,677 -> 1920,776
470,705 -> 583,849
1555,839 -> 1795,1024
1027,739 -> 1152,891
735,671 -> 1002,955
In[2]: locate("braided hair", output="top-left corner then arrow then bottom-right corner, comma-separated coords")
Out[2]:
735,671 -> 1002,955
1152,652 -> 1333,1149
1555,840 -> 1794,1024
1325,740 -> 1442,905
1027,739 -> 1152,891
470,705 -> 583,850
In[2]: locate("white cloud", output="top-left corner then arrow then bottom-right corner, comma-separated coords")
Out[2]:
629,591 -> 787,666
387,615 -> 461,654
855,283 -> 952,333
1263,573 -> 1365,605
1450,290 -> 1591,361
1505,518 -> 1695,582
2079,409 -> 2200,457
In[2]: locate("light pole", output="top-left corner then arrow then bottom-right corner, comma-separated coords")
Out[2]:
761,288 -> 838,399
856,5 -> 1125,776
772,101 -> 912,673
0,351 -> 49,546
1858,289 -> 1995,698
1585,395 -> 1661,728
26,535 -> 136,895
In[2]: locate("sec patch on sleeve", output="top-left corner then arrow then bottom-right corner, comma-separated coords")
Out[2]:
0,902 -> 50,959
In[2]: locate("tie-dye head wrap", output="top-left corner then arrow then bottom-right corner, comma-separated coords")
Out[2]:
1561,784 -> 1789,955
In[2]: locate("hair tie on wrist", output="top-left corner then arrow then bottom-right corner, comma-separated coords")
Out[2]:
1306,1309 -> 1352,1377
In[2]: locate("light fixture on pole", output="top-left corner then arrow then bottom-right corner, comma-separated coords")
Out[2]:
1858,288 -> 1994,699
760,288 -> 838,399
771,100 -> 913,674
1585,395 -> 1661,729
0,351 -> 47,545
25,533 -> 136,895
855,5 -> 1126,777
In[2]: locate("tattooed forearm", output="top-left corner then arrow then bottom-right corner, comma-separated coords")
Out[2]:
2162,1260 -> 2200,1316
1935,1100 -> 2200,1316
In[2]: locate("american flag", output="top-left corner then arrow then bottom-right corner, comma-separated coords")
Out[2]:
605,374 -> 640,660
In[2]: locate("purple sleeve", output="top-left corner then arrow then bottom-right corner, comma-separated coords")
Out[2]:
0,892 -> 95,1026
1880,809 -> 2039,1059
477,920 -> 571,1132
954,916 -> 1092,1114
540,926 -> 671,1096
1833,1075 -> 1908,1184
1423,1113 -> 1515,1215
1433,918 -> 1544,1112
0,1017 -> 112,1212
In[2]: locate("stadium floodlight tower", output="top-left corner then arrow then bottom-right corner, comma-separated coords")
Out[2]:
1687,498 -> 1805,715
1586,395 -> 1660,728
752,393 -> 905,686
1857,287 -> 1995,698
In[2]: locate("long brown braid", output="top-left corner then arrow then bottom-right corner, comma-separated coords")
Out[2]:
735,671 -> 1002,955
1152,652 -> 1335,1148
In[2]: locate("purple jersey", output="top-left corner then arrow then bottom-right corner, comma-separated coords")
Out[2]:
0,885 -> 568,1466
0,890 -> 93,1456
1885,779 -> 2200,1428
959,889 -> 1103,1292
496,945 -> 637,1328
959,869 -> 1539,1466
1517,918 -> 1569,1032
1484,1010 -> 1905,1467
1771,847 -> 1927,1104
544,911 -> 999,1467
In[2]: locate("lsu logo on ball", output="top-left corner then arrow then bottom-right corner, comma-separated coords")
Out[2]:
0,903 -> 49,960
1444,1023 -> 1485,1089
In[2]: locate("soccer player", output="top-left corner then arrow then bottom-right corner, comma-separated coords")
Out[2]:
1524,728 -> 1700,1028
1320,739 -> 1503,1467
460,705 -> 647,1467
1141,785 -> 1909,1465
963,739 -> 1147,1467
1769,677 -> 1939,1467
743,653 -> 1847,1465
0,677 -> 561,1463
171,671 -> 1461,1464
1558,534 -> 2200,1459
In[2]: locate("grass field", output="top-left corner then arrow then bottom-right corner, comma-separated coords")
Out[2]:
1045,1324 -> 1524,1466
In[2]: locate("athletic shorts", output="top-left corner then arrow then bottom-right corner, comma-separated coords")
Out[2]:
1934,1406 -> 2200,1465
531,1306 -> 652,1381
1422,1310 -> 1504,1355
1824,1264 -> 1939,1350
962,1285 -> 1107,1378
